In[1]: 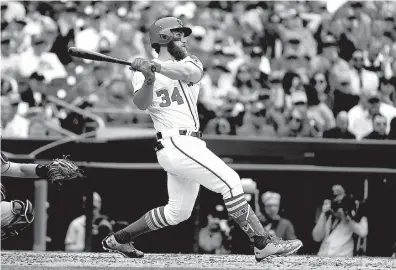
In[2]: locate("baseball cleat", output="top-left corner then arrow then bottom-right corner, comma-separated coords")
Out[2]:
254,236 -> 303,262
102,233 -> 144,258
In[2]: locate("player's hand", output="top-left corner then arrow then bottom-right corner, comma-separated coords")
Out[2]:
130,58 -> 149,71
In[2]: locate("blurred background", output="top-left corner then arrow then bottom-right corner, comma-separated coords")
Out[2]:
1,0 -> 396,259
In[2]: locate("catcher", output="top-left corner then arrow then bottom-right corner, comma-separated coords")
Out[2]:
1,151 -> 84,240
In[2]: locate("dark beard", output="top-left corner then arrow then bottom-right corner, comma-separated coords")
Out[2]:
167,41 -> 188,61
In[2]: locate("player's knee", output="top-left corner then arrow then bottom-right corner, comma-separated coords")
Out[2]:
164,206 -> 192,225
221,170 -> 243,199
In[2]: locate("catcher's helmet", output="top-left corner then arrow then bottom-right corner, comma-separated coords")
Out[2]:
149,17 -> 192,48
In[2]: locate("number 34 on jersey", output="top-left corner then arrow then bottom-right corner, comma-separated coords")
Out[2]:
156,87 -> 184,107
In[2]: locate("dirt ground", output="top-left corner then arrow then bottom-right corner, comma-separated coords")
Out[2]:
1,251 -> 395,270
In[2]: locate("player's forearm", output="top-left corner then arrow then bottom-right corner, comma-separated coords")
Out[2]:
154,62 -> 202,83
133,79 -> 154,110
2,162 -> 49,179
312,213 -> 327,242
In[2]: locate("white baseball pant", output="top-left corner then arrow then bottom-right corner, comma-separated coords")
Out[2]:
156,135 -> 244,225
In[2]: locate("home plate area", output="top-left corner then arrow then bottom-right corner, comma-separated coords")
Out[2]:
1,251 -> 395,270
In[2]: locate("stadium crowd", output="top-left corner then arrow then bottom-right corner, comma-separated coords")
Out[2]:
1,0 -> 396,140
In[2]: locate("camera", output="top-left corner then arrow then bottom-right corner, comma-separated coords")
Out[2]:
330,194 -> 357,218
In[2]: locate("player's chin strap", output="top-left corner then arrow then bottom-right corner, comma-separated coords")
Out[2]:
1,199 -> 35,240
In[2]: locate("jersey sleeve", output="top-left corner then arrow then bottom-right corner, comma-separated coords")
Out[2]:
1,152 -> 10,174
131,71 -> 146,93
184,55 -> 204,72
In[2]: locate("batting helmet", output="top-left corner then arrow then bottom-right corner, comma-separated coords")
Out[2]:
149,17 -> 192,48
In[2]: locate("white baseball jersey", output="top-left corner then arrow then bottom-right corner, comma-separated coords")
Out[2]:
132,56 -> 203,132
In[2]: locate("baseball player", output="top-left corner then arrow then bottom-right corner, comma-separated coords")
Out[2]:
102,17 -> 302,261
1,132 -> 84,240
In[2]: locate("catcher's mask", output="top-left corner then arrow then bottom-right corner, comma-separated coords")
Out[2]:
149,17 -> 192,49
1,199 -> 34,240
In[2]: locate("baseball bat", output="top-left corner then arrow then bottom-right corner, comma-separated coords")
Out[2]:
68,47 -> 156,72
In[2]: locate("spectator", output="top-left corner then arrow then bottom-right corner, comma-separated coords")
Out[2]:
74,6 -> 117,52
205,90 -> 245,136
237,89 -> 286,137
348,49 -> 379,96
323,111 -> 356,139
268,71 -> 287,112
65,192 -> 112,252
289,90 -> 328,134
311,35 -> 350,75
1,95 -> 30,138
389,117 -> 396,140
332,72 -> 360,117
198,206 -> 231,255
310,71 -> 333,111
257,191 -> 297,241
312,184 -> 368,257
1,32 -> 19,77
50,1 -> 78,65
277,8 -> 317,59
280,106 -> 319,138
378,76 -> 396,107
199,60 -> 234,112
348,93 -> 396,140
18,34 -> 67,82
363,114 -> 389,140
305,84 -> 336,132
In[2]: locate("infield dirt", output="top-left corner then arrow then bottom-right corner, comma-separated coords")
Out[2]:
1,251 -> 395,270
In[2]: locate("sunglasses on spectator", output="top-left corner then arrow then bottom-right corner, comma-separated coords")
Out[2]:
340,81 -> 350,87
258,94 -> 271,100
385,17 -> 394,22
348,16 -> 357,21
270,79 -> 281,84
288,39 -> 300,45
374,121 -> 387,126
194,36 -> 203,41
33,40 -> 46,46
314,78 -> 325,84
1,39 -> 10,45
368,97 -> 380,104
289,116 -> 302,122
286,55 -> 298,60
293,101 -> 307,106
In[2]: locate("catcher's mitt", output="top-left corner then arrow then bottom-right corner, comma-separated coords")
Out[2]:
47,156 -> 85,183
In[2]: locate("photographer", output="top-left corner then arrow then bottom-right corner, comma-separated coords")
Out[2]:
258,192 -> 297,241
198,205 -> 231,254
312,185 -> 368,257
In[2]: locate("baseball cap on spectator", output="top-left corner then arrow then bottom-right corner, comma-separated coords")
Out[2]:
269,71 -> 284,84
350,1 -> 363,9
210,59 -> 230,73
30,72 -> 45,82
251,46 -> 263,58
98,38 -> 111,54
322,35 -> 337,47
1,32 -> 11,44
290,90 -> 308,105
262,192 -> 281,206
258,88 -> 272,101
64,1 -> 77,12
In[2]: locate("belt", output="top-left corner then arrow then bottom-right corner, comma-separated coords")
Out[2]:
154,130 -> 202,152
156,130 -> 202,140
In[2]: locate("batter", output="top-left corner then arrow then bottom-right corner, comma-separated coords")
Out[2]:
102,17 -> 302,261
